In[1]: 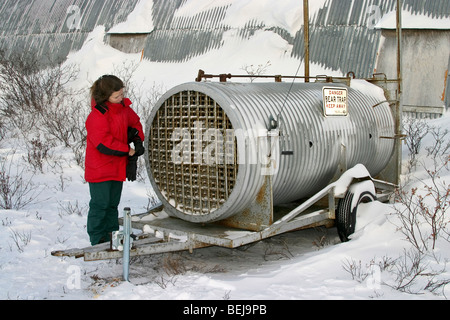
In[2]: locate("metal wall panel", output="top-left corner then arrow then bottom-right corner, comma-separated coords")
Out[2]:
0,0 -> 140,65
0,0 -> 448,73
291,0 -> 450,78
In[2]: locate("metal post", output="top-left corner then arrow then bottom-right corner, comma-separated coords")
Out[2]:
396,0 -> 402,96
304,0 -> 310,82
395,0 -> 403,185
123,207 -> 131,282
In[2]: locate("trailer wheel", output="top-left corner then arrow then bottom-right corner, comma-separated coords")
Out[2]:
336,181 -> 377,242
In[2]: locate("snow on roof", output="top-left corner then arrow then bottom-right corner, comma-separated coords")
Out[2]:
109,0 -> 328,36
375,10 -> 450,30
108,0 -> 155,34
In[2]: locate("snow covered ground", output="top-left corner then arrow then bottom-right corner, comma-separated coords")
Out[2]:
1,0 -> 449,301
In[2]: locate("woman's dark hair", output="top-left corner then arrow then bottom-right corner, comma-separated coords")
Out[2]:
90,75 -> 124,104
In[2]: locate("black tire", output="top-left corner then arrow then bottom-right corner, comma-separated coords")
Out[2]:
336,189 -> 376,242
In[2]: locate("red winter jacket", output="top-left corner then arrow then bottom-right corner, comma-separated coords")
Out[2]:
84,98 -> 144,183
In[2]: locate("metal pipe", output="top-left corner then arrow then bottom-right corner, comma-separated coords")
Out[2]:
396,0 -> 402,96
195,70 -> 352,83
122,207 -> 131,282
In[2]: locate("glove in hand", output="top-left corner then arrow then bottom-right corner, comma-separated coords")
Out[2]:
126,155 -> 138,181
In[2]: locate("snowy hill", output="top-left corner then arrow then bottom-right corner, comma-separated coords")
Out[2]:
0,0 -> 449,302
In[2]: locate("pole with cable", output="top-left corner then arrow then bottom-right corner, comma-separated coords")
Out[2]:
304,0 -> 310,82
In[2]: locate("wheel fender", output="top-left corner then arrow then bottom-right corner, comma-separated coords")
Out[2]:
348,180 -> 376,213
336,179 -> 377,242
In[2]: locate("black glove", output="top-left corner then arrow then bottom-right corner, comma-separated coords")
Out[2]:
126,155 -> 138,181
127,127 -> 145,157
133,138 -> 145,157
127,127 -> 139,144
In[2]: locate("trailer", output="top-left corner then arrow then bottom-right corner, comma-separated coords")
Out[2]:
51,165 -> 395,279
52,72 -> 401,281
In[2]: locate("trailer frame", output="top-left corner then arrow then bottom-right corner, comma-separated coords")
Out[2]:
51,165 -> 396,266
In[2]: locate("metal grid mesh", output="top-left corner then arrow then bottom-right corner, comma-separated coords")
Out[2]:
148,90 -> 238,215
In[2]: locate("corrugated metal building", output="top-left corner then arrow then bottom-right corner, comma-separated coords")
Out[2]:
0,0 -> 449,116
0,0 -> 140,64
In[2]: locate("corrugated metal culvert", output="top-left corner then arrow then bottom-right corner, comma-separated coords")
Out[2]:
145,81 -> 395,223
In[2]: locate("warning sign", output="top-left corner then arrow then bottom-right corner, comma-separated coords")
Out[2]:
323,87 -> 348,116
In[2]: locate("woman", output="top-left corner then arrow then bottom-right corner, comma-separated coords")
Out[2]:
85,75 -> 144,245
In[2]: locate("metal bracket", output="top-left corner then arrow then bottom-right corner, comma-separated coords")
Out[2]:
111,231 -> 124,251
217,173 -> 273,231
216,131 -> 277,231
111,230 -> 134,251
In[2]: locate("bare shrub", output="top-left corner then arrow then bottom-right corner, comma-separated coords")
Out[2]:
381,119 -> 450,296
0,152 -> 43,210
41,94 -> 89,167
394,129 -> 450,253
387,248 -> 450,296
0,117 -> 6,143
425,126 -> 450,162
343,250 -> 450,296
402,117 -> 430,172
57,200 -> 87,217
342,256 -> 395,284
0,51 -> 77,132
24,136 -> 51,173
154,274 -> 178,289
0,50 -> 88,168
9,228 -> 32,253
162,254 -> 187,276
240,60 -> 272,82
342,118 -> 450,296
262,238 -> 293,261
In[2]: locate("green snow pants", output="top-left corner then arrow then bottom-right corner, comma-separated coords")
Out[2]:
87,181 -> 123,246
